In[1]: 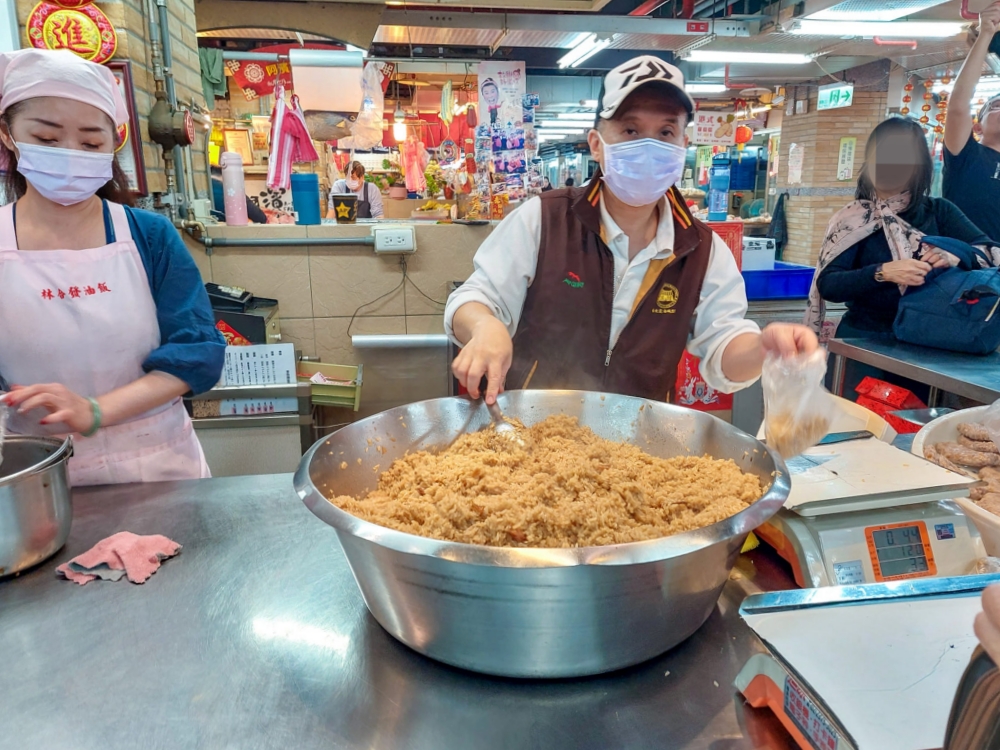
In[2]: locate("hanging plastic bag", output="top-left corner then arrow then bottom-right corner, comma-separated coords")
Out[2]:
762,350 -> 837,458
339,62 -> 385,151
983,398 -> 1000,454
440,80 -> 453,127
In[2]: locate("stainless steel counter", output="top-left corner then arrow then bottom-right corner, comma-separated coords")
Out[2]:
0,475 -> 797,750
829,337 -> 1000,406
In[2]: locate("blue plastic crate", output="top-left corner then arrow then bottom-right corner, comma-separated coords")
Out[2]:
742,261 -> 816,300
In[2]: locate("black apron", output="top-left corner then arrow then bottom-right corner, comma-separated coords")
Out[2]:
357,183 -> 373,219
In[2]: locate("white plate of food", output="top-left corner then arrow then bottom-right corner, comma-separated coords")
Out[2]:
912,406 -> 1000,555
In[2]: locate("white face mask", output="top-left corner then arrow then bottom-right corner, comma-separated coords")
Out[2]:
346,177 -> 361,191
15,142 -> 113,206
598,135 -> 686,207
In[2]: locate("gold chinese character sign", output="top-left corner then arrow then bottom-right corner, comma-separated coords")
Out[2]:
27,2 -> 118,64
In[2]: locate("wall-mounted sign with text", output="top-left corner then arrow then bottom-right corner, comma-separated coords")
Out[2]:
818,82 -> 854,111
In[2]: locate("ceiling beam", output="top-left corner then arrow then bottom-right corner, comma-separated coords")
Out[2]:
194,0 -> 384,48
379,10 -> 750,38
296,0 -> 616,9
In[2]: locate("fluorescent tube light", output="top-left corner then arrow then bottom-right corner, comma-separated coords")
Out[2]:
556,112 -> 598,120
807,0 -> 949,22
685,51 -> 813,64
558,33 -> 613,69
686,83 -> 728,94
792,20 -> 965,38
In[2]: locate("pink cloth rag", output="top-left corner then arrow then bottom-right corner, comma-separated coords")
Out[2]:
56,532 -> 182,585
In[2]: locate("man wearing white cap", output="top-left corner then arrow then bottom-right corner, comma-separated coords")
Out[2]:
447,55 -> 818,403
0,48 -> 224,486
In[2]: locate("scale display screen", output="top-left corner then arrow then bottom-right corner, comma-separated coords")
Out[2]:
865,521 -> 937,582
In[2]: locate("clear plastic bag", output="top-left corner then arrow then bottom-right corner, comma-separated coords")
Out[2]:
974,556 -> 1000,575
984,398 -> 1000,454
339,62 -> 385,151
762,350 -> 837,458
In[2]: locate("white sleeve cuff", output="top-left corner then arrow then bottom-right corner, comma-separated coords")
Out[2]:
444,289 -> 511,346
692,321 -> 762,394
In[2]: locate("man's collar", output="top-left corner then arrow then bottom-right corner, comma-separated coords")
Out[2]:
572,168 -> 701,259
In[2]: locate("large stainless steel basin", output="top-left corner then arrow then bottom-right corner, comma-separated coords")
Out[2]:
294,391 -> 789,678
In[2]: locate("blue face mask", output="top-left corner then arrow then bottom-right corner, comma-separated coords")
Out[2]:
598,135 -> 686,207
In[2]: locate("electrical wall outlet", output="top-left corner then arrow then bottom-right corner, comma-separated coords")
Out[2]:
373,226 -> 416,254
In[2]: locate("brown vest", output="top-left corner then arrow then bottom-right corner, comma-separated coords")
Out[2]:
508,176 -> 715,401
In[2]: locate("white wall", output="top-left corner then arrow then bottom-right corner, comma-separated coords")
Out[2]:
0,0 -> 19,53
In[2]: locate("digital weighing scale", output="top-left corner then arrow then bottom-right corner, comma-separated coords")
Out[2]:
756,438 -> 986,588
734,574 -> 1000,750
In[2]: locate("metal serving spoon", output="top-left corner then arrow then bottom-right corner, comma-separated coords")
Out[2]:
487,401 -> 529,449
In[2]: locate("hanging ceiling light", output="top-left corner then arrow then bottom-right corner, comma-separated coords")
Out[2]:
806,0 -> 950,22
790,20 -> 965,38
686,83 -> 728,94
684,51 -> 814,64
393,121 -> 407,141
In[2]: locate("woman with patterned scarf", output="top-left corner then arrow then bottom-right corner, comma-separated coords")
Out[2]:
808,117 -> 997,399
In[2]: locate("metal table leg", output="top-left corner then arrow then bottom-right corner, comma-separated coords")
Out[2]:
831,354 -> 847,397
928,386 -> 941,408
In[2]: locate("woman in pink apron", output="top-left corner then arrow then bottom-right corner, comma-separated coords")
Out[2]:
0,49 -> 225,486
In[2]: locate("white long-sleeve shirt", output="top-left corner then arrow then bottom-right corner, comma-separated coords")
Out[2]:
330,180 -> 384,218
444,194 -> 761,394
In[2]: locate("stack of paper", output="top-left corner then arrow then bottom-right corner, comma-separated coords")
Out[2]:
221,344 -> 296,387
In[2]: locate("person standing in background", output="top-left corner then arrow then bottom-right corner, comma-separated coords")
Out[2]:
944,1 -> 1000,246
329,161 -> 384,219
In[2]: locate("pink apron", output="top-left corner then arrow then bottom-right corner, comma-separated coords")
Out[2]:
0,201 -> 210,486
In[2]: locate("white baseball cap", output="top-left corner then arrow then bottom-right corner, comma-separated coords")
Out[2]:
597,55 -> 695,123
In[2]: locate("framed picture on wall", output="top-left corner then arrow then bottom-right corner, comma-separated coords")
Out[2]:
106,61 -> 148,196
223,129 -> 255,165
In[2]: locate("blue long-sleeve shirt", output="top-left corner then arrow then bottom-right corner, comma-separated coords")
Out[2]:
12,201 -> 225,395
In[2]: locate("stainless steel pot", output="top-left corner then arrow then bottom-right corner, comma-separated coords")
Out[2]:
0,435 -> 73,578
295,391 -> 790,678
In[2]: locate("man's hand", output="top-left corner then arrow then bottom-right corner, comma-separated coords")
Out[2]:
760,323 -> 819,359
721,324 -> 819,384
975,585 -> 1000,665
451,316 -> 513,404
0,383 -> 95,434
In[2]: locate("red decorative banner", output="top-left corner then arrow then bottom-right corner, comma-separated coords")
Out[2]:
26,1 -> 117,64
377,62 -> 395,93
226,43 -> 340,101
225,58 -> 293,102
225,45 -> 390,101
